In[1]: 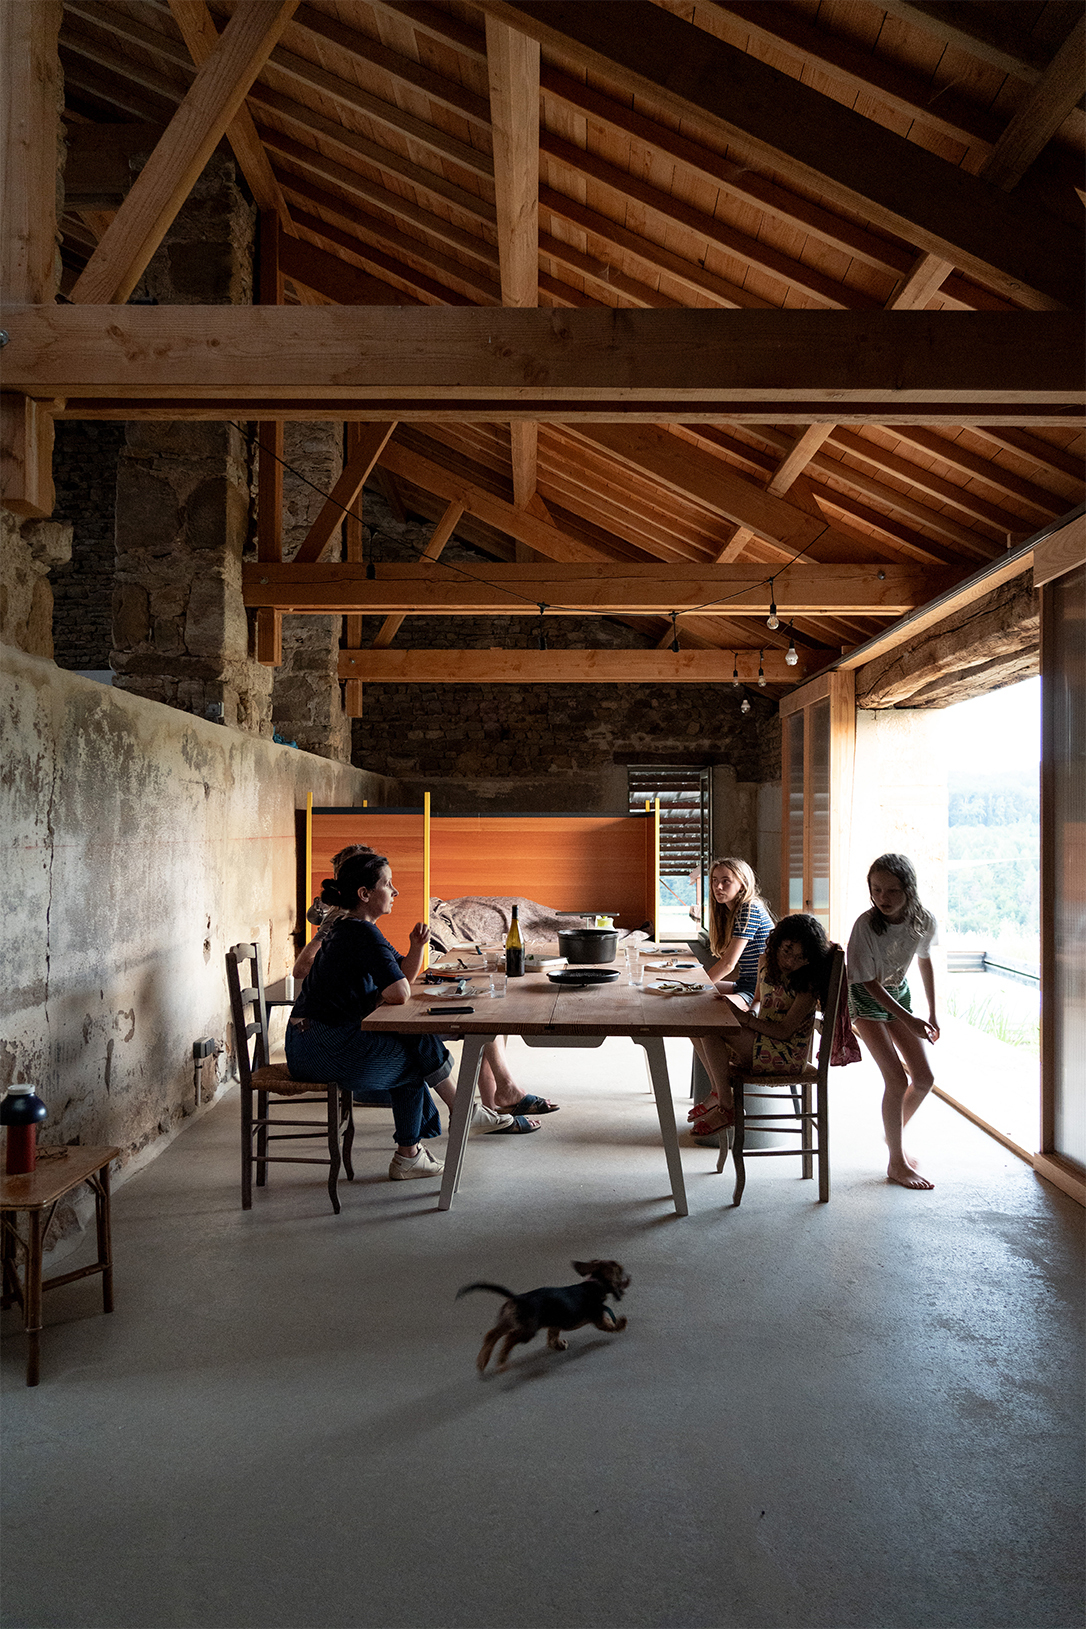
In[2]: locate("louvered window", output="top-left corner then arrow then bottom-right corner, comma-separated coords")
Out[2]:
628,766 -> 711,938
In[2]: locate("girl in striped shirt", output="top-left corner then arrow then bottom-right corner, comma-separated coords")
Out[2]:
704,857 -> 775,1011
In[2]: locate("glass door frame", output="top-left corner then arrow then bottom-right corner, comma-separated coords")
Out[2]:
779,670 -> 856,942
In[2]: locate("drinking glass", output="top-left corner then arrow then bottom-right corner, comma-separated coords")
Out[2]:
625,947 -> 643,987
489,969 -> 508,998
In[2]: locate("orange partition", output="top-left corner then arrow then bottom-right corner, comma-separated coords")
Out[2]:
430,814 -> 656,931
308,807 -> 428,945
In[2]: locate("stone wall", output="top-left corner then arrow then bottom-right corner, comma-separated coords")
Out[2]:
1,645 -> 392,1211
272,422 -> 352,760
1,511 -> 72,658
51,420 -> 125,671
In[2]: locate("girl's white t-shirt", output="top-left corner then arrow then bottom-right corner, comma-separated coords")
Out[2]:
847,911 -> 937,989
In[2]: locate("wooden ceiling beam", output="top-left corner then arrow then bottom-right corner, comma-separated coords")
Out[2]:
338,648 -> 810,683
370,500 -> 466,648
292,423 -> 397,565
278,232 -> 420,307
472,1 -> 1082,311
293,3 -> 491,131
971,429 -> 1086,486
378,437 -> 617,564
281,182 -> 502,304
258,125 -> 498,270
242,560 -> 955,617
69,2 -> 300,305
247,83 -> 497,225
877,0 -> 1073,83
981,15 -> 1086,192
168,0 -> 294,230
885,428 -> 1073,518
287,208 -> 477,306
10,305 -> 1081,413
822,429 -> 1053,533
540,130 -> 881,312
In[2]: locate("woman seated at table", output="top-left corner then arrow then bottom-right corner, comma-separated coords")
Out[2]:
286,850 -> 455,1181
293,848 -> 553,1133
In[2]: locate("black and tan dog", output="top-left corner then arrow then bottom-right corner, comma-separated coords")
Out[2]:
457,1259 -> 630,1372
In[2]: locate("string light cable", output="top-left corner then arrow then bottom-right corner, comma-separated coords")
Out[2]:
236,422 -> 831,627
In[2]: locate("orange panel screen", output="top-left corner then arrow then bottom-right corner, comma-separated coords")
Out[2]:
430,816 -> 654,930
310,810 -> 426,949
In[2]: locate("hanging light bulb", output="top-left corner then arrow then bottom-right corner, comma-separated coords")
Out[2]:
785,634 -> 799,667
731,654 -> 740,687
758,650 -> 766,687
740,696 -> 751,715
766,580 -> 779,630
670,610 -> 679,653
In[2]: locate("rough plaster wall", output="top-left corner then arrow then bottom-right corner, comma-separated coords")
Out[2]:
848,708 -> 949,943
2,647 -> 387,1202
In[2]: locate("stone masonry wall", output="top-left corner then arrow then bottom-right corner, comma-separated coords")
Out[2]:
350,488 -> 781,812
51,421 -> 125,670
271,422 -> 352,760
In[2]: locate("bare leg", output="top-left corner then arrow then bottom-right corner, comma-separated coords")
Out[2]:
479,1037 -> 546,1121
853,1018 -> 935,1190
692,1030 -> 754,1112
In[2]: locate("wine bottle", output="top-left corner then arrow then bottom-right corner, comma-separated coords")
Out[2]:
505,905 -> 525,978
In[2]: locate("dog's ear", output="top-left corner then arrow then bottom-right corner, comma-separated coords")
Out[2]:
572,1260 -> 595,1278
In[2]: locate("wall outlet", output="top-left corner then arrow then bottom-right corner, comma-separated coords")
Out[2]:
192,1037 -> 216,1060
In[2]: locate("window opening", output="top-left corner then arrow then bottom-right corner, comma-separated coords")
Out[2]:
628,766 -> 711,940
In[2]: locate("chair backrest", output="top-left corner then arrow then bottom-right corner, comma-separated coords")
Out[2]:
225,942 -> 271,1089
813,946 -> 847,1081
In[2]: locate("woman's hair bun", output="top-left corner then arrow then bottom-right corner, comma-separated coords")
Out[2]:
319,876 -> 348,907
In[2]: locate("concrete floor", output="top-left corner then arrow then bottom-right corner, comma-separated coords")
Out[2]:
3,1038 -> 1083,1629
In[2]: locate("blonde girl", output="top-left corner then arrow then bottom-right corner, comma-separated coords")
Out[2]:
705,857 -> 775,1010
847,853 -> 939,1191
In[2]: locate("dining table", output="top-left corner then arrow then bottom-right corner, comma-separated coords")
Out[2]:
360,962 -> 739,1215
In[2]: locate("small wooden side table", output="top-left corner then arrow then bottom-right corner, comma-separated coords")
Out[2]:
1,1146 -> 120,1386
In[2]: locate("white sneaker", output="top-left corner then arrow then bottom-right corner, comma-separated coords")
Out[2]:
469,1103 -> 515,1135
388,1145 -> 445,1181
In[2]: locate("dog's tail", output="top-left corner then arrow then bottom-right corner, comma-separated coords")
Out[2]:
456,1281 -> 517,1301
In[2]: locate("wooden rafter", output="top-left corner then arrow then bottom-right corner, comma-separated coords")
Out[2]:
471,0 -> 1083,311
167,0 -> 294,231
292,423 -> 397,565
371,501 -> 466,649
70,2 -> 300,305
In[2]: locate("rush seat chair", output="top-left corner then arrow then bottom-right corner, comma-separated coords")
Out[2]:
226,943 -> 354,1214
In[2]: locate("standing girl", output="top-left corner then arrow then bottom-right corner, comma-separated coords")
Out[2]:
704,857 -> 775,1011
848,853 -> 940,1190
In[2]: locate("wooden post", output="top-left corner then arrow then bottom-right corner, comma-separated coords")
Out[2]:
256,211 -> 283,664
1,0 -> 62,516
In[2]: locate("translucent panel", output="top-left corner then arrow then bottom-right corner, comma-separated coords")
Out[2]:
787,711 -> 804,912
1050,569 -> 1086,1168
809,698 -> 831,929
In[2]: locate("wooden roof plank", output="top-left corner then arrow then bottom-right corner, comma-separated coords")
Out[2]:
473,0 -> 1083,310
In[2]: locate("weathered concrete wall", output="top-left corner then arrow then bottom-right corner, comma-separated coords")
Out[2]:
1,646 -> 390,1191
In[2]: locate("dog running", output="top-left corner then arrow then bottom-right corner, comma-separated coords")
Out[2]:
457,1259 -> 630,1372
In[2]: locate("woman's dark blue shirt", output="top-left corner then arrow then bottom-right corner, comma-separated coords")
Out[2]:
291,918 -> 404,1026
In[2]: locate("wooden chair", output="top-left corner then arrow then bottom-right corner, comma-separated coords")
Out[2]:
226,943 -> 354,1214
721,946 -> 846,1207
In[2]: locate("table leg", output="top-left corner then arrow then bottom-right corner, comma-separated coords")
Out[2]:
25,1209 -> 43,1386
95,1165 -> 115,1314
438,1033 -> 490,1212
637,1037 -> 689,1217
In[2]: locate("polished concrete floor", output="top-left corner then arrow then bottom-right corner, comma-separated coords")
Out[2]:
2,1038 -> 1083,1629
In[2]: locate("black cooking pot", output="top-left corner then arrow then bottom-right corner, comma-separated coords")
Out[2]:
558,927 -> 619,964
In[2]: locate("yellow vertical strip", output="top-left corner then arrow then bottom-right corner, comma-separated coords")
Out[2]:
653,797 -> 661,942
305,791 -> 314,943
422,790 -> 431,970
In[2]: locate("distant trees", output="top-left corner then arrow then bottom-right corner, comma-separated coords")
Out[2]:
947,770 -> 1038,941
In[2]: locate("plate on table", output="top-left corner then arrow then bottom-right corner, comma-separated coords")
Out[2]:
423,981 -> 487,998
547,967 -> 621,986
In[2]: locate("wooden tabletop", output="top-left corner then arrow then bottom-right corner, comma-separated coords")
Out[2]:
1,1146 -> 120,1210
361,965 -> 738,1040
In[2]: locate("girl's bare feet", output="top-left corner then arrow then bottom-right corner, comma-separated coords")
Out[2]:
887,1159 -> 934,1190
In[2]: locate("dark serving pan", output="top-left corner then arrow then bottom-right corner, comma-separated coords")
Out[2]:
547,967 -> 621,986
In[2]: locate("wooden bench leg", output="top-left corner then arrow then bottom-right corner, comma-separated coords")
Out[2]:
731,1086 -> 747,1208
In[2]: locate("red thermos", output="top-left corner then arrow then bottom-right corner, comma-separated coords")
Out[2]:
1,1086 -> 49,1175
